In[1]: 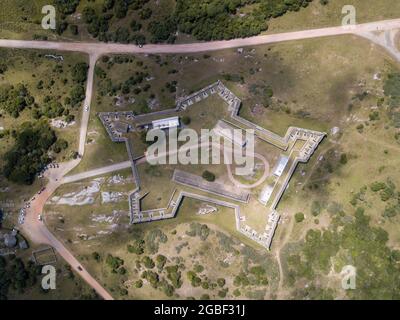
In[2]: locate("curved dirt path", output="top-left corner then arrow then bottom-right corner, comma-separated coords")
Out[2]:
225,152 -> 270,189
275,214 -> 296,299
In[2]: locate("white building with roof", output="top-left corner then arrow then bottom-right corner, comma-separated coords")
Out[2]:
152,117 -> 180,130
259,185 -> 274,205
273,155 -> 289,177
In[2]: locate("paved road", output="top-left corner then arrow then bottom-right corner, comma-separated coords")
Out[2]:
62,161 -> 132,184
5,18 -> 400,300
0,19 -> 399,55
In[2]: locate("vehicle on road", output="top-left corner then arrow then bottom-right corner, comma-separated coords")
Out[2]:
38,215 -> 43,222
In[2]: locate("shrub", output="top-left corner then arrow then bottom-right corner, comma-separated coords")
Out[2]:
142,270 -> 159,288
156,255 -> 167,270
202,170 -> 215,182
311,201 -> 322,216
201,282 -> 209,289
371,182 -> 386,192
69,24 -> 78,35
119,288 -> 128,296
187,271 -> 201,287
145,229 -> 168,254
127,239 -> 145,255
217,278 -> 226,287
222,73 -> 244,83
369,111 -> 380,121
160,281 -> 174,297
105,254 -> 124,271
295,212 -> 305,223
234,272 -> 250,287
92,252 -> 101,262
218,289 -> 228,298
142,256 -> 155,269
380,187 -> 394,202
182,116 -> 191,125
186,223 -> 210,241
264,86 -> 274,98
130,20 -> 142,32
166,265 -> 182,288
71,62 -> 89,84
193,264 -> 204,273
340,153 -> 348,165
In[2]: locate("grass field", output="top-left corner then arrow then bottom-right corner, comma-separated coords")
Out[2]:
0,0 -> 56,40
0,49 -> 87,163
96,35 -> 391,136
68,115 -> 129,175
267,0 -> 400,34
137,160 -> 233,212
265,50 -> 400,298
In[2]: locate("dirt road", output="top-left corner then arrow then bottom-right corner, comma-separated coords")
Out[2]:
78,54 -> 98,156
0,19 -> 399,55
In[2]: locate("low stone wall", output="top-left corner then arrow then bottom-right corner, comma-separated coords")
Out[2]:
172,169 -> 250,203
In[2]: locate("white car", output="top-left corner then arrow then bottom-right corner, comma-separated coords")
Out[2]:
85,106 -> 89,112
38,215 -> 43,222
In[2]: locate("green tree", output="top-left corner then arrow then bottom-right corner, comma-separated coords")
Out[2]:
202,170 -> 215,182
71,62 -> 89,84
3,121 -> 56,184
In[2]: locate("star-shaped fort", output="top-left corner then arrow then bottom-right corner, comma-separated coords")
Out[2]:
98,81 -> 325,249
